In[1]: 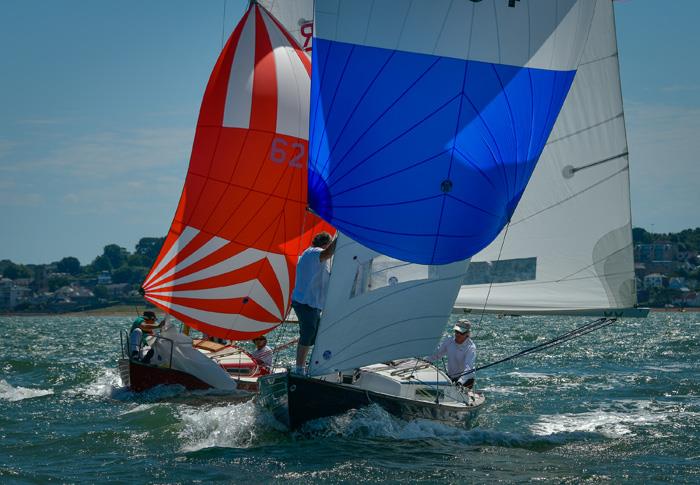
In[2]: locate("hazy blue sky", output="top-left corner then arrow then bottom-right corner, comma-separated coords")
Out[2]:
1,0 -> 698,265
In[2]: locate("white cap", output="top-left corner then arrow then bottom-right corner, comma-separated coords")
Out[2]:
453,320 -> 472,334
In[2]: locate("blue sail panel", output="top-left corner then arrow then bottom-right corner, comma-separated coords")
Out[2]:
309,39 -> 575,264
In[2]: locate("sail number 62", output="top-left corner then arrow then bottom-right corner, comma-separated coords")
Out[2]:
269,137 -> 305,168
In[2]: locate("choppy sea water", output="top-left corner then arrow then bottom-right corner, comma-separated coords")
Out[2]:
0,312 -> 698,484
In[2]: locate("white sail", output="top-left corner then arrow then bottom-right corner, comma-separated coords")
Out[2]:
455,0 -> 638,316
257,0 -> 314,56
308,234 -> 469,376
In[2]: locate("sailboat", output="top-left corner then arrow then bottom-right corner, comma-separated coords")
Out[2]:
118,1 -> 332,393
258,0 -> 609,429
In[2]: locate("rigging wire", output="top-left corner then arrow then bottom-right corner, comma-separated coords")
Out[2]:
221,0 -> 228,50
476,220 -> 511,326
452,317 -> 618,380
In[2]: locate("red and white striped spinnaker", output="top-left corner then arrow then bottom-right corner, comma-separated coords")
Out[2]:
142,2 -> 332,340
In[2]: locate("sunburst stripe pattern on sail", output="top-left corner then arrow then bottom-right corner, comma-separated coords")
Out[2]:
143,3 -> 333,340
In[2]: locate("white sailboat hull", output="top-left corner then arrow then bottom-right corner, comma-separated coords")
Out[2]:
452,306 -> 650,318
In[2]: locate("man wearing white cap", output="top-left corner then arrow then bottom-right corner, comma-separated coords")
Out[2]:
428,319 -> 476,388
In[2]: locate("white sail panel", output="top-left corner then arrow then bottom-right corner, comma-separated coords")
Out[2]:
258,0 -> 314,56
314,0 -> 594,71
149,280 -> 282,321
309,234 -> 469,376
144,235 -> 229,290
260,10 -> 311,139
147,297 -> 280,333
223,8 -> 256,130
455,0 -> 637,315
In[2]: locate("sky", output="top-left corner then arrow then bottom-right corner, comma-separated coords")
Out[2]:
0,0 -> 698,265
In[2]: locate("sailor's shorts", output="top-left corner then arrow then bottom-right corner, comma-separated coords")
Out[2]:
292,301 -> 321,346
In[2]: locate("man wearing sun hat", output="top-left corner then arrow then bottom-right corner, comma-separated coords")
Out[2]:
428,319 -> 477,388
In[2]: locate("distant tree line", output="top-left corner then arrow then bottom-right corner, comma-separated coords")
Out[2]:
633,227 -> 700,252
1,237 -> 166,292
3,228 -> 700,286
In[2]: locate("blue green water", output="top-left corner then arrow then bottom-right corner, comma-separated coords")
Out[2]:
1,313 -> 698,483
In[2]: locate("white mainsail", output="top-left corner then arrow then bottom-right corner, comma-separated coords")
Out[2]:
455,0 -> 640,317
308,234 -> 470,375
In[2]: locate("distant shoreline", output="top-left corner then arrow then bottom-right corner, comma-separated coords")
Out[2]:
1,304 -> 151,317
649,307 -> 700,313
2,305 -> 699,317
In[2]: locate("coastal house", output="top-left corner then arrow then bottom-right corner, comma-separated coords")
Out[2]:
634,242 -> 677,263
672,291 -> 700,307
644,260 -> 678,274
680,260 -> 698,272
634,262 -> 647,279
33,266 -> 49,291
0,278 -> 31,309
105,283 -> 130,298
13,277 -> 33,287
643,273 -> 666,289
53,284 -> 95,303
669,277 -> 689,291
97,271 -> 112,285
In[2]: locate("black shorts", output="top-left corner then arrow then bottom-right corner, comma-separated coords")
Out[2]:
292,301 -> 321,346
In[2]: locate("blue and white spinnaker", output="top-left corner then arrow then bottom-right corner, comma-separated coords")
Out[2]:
308,0 -> 596,264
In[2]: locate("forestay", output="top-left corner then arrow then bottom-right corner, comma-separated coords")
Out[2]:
308,0 -> 596,265
455,0 -> 639,316
142,3 -> 332,340
308,233 -> 469,376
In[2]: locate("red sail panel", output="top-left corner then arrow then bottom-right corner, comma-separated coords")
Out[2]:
142,3 -> 332,340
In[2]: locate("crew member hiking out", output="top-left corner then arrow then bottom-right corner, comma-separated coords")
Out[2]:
129,310 -> 163,363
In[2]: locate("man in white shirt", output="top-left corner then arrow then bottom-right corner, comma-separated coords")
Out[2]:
291,231 -> 336,374
429,319 -> 476,388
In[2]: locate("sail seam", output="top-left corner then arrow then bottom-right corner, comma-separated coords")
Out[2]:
578,51 -> 618,68
326,56 -> 444,188
462,268 -> 634,289
492,64 -> 519,199
310,37 -> 333,155
460,91 -> 509,191
316,315 -> 447,366
555,243 -> 633,283
312,336 -> 440,373
546,112 -> 623,146
329,149 -> 451,198
322,51 -> 397,177
319,272 -> 467,334
432,59 -> 471,262
332,210 -> 496,237
312,44 -> 356,179
511,164 -> 628,226
453,147 -> 499,191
